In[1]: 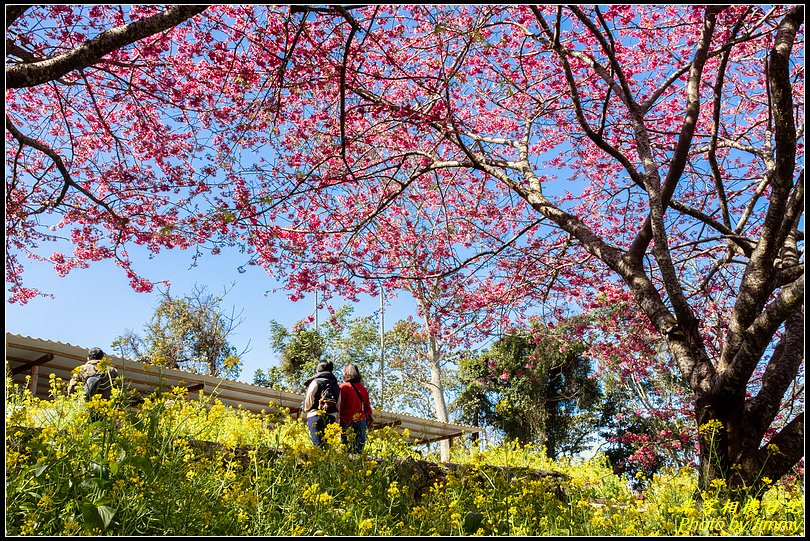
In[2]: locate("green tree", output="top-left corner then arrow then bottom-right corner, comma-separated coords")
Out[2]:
456,322 -> 602,459
266,321 -> 325,392
112,284 -> 244,378
256,306 -> 384,395
383,318 -> 468,426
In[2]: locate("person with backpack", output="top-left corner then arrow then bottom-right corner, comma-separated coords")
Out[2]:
301,361 -> 341,447
338,363 -> 374,454
67,347 -> 120,402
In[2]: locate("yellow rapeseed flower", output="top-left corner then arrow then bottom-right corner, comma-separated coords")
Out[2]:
358,518 -> 374,533
62,520 -> 81,534
699,419 -> 724,436
710,478 -> 727,490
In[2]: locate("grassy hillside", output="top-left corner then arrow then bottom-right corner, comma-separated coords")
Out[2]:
5,374 -> 804,536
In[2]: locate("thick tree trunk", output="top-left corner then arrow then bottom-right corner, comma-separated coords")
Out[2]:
694,396 -> 804,500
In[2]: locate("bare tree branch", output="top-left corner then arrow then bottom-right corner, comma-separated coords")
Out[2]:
5,114 -> 124,224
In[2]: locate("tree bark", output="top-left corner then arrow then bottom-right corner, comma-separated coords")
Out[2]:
6,5 -> 209,89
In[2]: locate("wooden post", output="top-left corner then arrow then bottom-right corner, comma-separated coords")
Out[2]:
29,365 -> 39,396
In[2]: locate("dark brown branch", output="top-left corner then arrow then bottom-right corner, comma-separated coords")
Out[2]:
768,5 -> 802,193
6,5 -> 209,89
6,39 -> 40,62
719,6 -> 804,372
777,169 -> 804,249
335,10 -> 359,162
722,275 -> 804,394
743,305 -> 804,448
668,200 -> 756,257
757,413 -> 805,484
275,7 -> 309,116
5,114 -> 125,224
5,5 -> 31,29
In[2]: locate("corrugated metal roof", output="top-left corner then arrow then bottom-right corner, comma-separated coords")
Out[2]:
6,332 -> 479,444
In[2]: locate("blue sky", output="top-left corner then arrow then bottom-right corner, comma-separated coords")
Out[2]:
5,245 -> 415,384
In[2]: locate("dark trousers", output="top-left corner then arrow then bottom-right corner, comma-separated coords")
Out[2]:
341,419 -> 368,453
307,414 -> 335,447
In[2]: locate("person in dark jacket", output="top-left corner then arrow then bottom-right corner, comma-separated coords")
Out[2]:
301,361 -> 341,447
338,363 -> 374,453
67,347 -> 121,423
67,347 -> 119,399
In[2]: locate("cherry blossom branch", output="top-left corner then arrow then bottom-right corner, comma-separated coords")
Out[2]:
568,5 -> 636,111
638,8 -> 779,114
7,6 -> 209,89
5,114 -> 124,224
719,5 -> 803,374
668,201 -> 756,257
333,6 -> 361,163
346,216 -> 542,282
628,6 -> 723,261
530,6 -> 644,189
275,7 -> 310,116
708,10 -> 751,231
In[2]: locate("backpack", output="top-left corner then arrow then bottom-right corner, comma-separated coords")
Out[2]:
84,371 -> 114,400
316,376 -> 340,413
302,372 -> 340,415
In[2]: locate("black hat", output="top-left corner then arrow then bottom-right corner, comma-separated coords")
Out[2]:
88,347 -> 105,360
316,360 -> 333,373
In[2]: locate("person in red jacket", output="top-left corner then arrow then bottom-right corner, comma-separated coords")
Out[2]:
338,363 -> 374,453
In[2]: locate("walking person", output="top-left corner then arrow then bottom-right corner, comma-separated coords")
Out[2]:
67,347 -> 120,400
67,347 -> 121,422
301,361 -> 341,447
338,363 -> 374,454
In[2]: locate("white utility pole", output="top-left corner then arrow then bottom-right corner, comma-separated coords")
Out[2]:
379,283 -> 385,401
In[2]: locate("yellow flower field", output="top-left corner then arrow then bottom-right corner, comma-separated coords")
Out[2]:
5,372 -> 804,536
